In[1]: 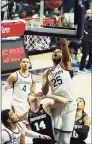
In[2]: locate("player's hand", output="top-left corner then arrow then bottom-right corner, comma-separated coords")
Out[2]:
39,134 -> 51,140
46,69 -> 53,82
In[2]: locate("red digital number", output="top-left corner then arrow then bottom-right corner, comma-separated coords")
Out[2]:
2,47 -> 25,63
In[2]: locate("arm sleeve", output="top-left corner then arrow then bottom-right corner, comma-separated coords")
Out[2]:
19,122 -> 41,138
1,130 -> 10,144
2,82 -> 11,96
24,128 -> 41,138
75,125 -> 90,140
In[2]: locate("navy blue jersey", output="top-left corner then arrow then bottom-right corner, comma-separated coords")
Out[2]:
70,111 -> 87,144
28,104 -> 55,144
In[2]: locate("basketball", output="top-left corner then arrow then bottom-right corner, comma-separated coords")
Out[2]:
45,0 -> 63,9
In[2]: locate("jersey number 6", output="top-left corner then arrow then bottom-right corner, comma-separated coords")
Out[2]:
52,76 -> 62,87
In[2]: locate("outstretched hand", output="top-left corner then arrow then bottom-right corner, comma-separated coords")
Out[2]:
39,134 -> 51,140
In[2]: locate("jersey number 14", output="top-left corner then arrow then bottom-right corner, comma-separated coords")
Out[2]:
34,121 -> 46,131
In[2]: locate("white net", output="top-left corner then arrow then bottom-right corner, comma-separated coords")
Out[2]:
24,35 -> 51,51
24,18 -> 54,51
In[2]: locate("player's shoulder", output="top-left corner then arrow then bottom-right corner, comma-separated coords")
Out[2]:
81,111 -> 88,121
43,69 -> 49,74
9,71 -> 18,78
31,73 -> 36,80
2,124 -> 12,143
83,112 -> 90,120
2,124 -> 10,136
83,111 -> 88,116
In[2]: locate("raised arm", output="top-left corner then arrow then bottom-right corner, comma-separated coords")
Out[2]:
41,94 -> 69,109
47,94 -> 69,104
42,70 -> 49,95
18,112 -> 28,121
60,38 -> 71,63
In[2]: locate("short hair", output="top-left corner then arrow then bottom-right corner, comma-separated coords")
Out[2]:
21,57 -> 29,61
86,9 -> 91,14
1,109 -> 10,127
77,97 -> 86,105
20,57 -> 30,64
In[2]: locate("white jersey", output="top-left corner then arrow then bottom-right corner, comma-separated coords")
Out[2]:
49,64 -> 76,101
2,122 -> 23,144
11,71 -> 32,109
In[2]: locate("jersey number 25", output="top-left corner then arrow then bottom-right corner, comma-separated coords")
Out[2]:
52,76 -> 62,87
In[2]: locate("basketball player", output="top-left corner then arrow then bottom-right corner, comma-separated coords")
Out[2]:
18,92 -> 69,144
42,38 -> 77,144
70,97 -> 91,144
18,93 -> 55,144
1,109 -> 52,144
3,58 -> 36,114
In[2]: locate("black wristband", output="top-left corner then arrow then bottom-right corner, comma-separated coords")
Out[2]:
39,135 -> 41,138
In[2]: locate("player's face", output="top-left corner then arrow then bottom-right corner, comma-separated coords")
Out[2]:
77,98 -> 85,110
20,58 -> 30,70
52,49 -> 62,60
8,111 -> 19,123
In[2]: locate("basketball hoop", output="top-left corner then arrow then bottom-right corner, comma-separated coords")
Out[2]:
24,18 -> 55,51
24,0 -> 85,52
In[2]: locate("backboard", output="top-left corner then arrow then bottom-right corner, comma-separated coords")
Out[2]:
24,0 -> 86,38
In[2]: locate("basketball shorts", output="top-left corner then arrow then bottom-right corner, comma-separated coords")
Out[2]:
53,101 -> 77,132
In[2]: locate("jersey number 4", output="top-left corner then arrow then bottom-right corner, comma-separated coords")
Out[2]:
22,85 -> 26,92
34,121 -> 46,131
52,76 -> 62,87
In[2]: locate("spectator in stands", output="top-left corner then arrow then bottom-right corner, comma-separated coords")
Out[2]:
79,9 -> 92,72
69,39 -> 82,63
70,97 -> 91,144
1,0 -> 9,20
19,8 -> 27,18
32,7 -> 45,18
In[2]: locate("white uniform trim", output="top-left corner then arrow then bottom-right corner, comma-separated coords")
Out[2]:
11,71 -> 32,113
